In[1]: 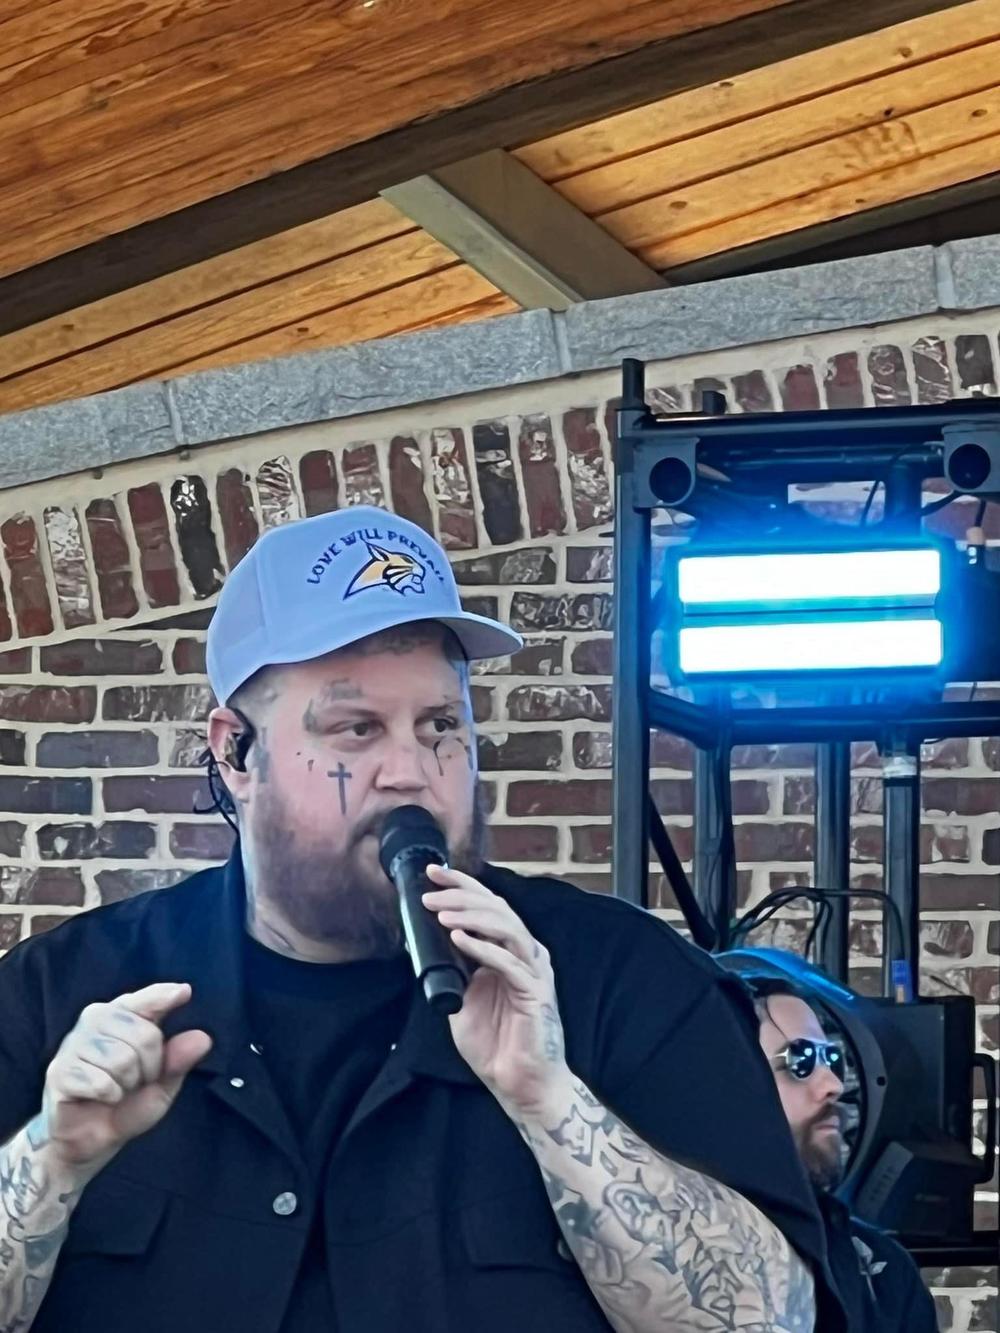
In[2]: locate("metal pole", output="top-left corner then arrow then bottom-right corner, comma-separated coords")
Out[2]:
611,369 -> 651,907
880,735 -> 922,998
815,742 -> 851,980
694,745 -> 735,949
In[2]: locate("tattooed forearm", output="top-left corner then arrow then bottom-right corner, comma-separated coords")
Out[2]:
0,1117 -> 88,1333
515,1076 -> 815,1333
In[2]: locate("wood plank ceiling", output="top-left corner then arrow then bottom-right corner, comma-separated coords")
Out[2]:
0,0 -> 994,415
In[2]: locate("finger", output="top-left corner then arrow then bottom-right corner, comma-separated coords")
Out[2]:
424,865 -> 491,896
435,906 -> 537,967
82,1007 -> 165,1085
116,982 -> 193,1024
161,1030 -> 213,1083
52,1059 -> 126,1107
449,929 -> 537,995
67,1032 -> 148,1092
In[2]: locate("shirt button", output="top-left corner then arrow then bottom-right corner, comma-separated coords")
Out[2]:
230,1077 -> 245,1089
272,1192 -> 298,1217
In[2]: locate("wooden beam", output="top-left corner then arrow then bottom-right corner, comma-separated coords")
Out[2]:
382,151 -> 666,308
662,171 -> 1000,281
0,0 -> 967,337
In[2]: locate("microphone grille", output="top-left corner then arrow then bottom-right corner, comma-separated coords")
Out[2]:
378,805 -> 447,875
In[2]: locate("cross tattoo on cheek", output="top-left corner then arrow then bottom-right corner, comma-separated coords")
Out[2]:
327,761 -> 352,815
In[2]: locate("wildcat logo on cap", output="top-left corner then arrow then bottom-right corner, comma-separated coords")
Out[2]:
343,541 -> 426,599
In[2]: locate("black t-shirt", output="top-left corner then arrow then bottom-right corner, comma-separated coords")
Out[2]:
819,1192 -> 939,1332
242,934 -> 414,1332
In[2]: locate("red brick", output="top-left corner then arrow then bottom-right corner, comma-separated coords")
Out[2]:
732,370 -> 774,413
473,422 -> 522,546
453,548 -> 555,586
388,436 -> 433,530
646,385 -> 685,413
507,684 -> 611,722
510,592 -> 612,632
824,352 -> 864,409
216,469 -> 259,567
0,866 -> 84,906
103,775 -> 206,814
477,732 -> 562,771
341,443 -> 386,507
169,822 -> 235,861
30,915 -> 76,937
921,920 -> 975,959
0,776 -> 90,814
911,335 -> 952,405
1,514 -> 53,637
168,727 -> 208,769
256,456 -> 301,528
37,821 -> 156,860
561,408 -> 612,528
735,822 -> 813,861
0,730 -> 25,765
429,428 -> 476,550
566,546 -> 612,583
85,498 -> 140,620
0,916 -> 22,950
868,345 -> 911,407
0,822 -> 24,855
573,731 -> 612,769
851,824 -> 970,865
732,743 -> 814,769
0,649 -> 31,672
172,637 -> 207,674
128,484 -> 180,608
459,595 -> 498,620
96,868 -> 188,904
43,506 -> 95,629
920,874 -> 999,911
510,638 -> 564,676
923,779 -> 998,816
170,476 -> 223,599
779,365 -> 820,411
471,685 -> 494,723
0,576 -> 11,643
104,684 -> 214,722
36,730 -> 159,769
40,639 -> 162,676
570,638 -> 612,675
518,415 -> 566,538
0,685 -> 95,723
507,779 -> 610,817
488,825 -> 559,863
299,451 -> 339,518
955,333 -> 997,396
571,824 -> 612,863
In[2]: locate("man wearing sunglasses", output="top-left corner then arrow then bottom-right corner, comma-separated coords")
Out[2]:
737,971 -> 938,1333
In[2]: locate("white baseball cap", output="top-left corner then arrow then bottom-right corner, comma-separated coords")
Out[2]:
207,505 -> 523,703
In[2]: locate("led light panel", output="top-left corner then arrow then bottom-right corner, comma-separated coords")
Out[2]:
678,548 -> 941,609
679,618 -> 943,676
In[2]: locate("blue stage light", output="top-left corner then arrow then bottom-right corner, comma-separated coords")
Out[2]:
671,544 -> 945,680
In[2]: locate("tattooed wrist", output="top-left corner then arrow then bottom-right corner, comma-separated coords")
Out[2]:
516,1076 -> 815,1333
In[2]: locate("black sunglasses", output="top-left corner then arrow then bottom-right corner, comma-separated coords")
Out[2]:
773,1038 -> 845,1081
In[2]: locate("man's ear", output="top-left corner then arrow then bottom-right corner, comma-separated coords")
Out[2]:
207,707 -> 254,804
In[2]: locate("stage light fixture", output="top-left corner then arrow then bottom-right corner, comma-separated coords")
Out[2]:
671,544 -> 945,680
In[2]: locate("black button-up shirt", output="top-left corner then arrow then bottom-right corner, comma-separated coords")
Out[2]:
0,852 -> 847,1331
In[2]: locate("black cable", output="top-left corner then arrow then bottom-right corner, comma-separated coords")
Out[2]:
860,446 -> 920,526
920,490 -> 960,516
731,885 -> 908,969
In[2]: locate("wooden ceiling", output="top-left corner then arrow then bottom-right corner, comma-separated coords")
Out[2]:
0,0 -> 993,416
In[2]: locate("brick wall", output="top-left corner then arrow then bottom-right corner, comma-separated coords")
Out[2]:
0,312 -> 997,1329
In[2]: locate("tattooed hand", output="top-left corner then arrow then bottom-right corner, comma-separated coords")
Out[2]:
422,866 -> 570,1118
38,982 -> 212,1174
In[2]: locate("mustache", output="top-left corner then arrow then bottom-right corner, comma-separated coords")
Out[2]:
808,1103 -> 845,1135
348,807 -> 441,847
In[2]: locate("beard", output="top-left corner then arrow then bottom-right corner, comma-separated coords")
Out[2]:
245,784 -> 488,959
798,1107 -> 845,1190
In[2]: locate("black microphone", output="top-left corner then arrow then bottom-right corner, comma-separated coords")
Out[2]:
379,805 -> 467,1015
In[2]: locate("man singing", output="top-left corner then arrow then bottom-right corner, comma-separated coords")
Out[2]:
0,505 -> 844,1332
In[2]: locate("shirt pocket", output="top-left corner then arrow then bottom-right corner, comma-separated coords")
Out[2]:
459,1188 -> 575,1273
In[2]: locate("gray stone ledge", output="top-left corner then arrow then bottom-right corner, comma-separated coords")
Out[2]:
943,235 -> 1000,312
1,236 -> 998,492
169,309 -> 562,447
563,247 -> 939,371
0,383 -> 174,491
